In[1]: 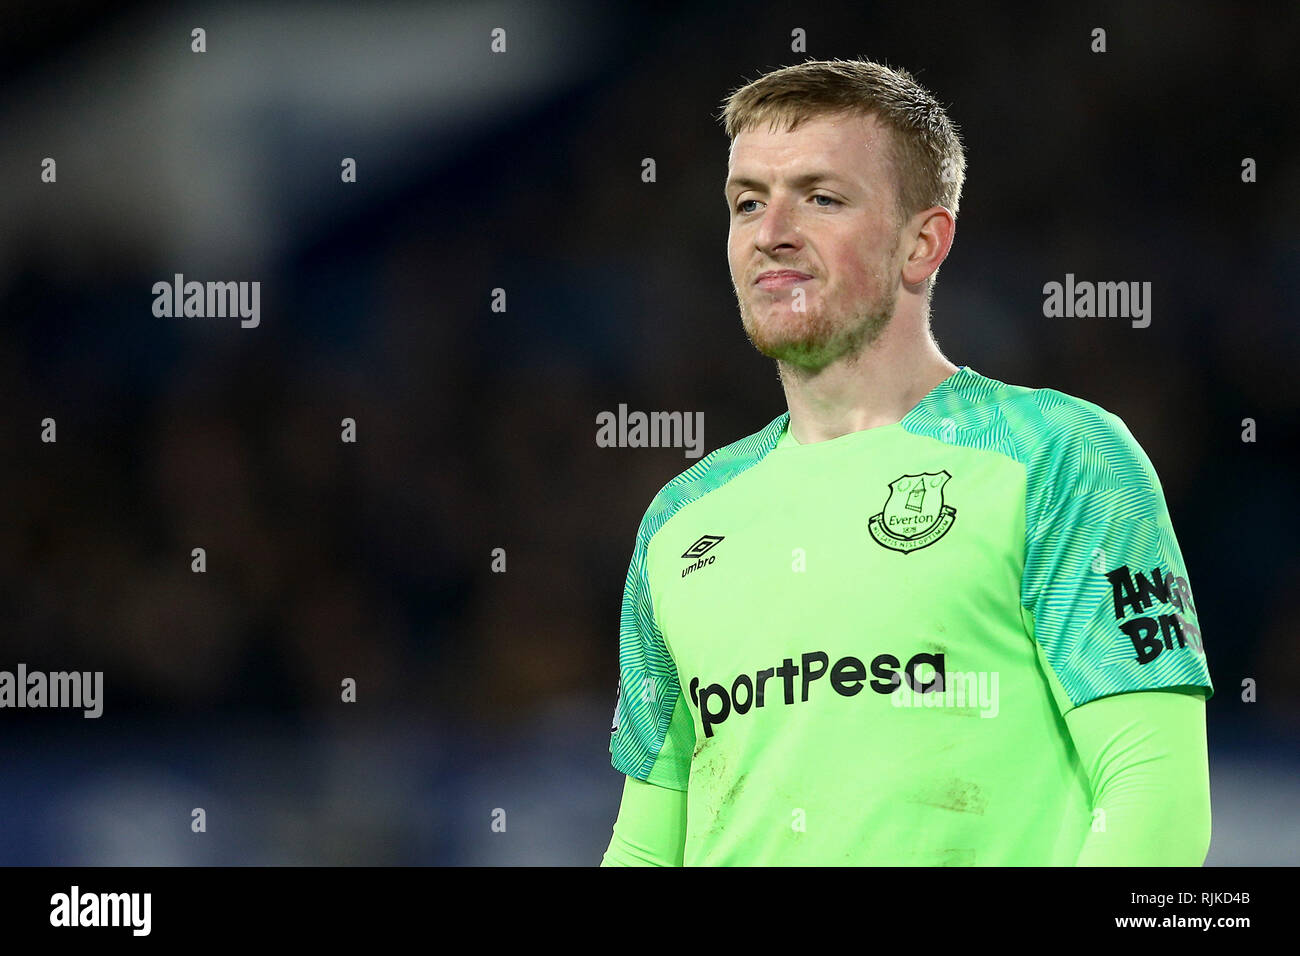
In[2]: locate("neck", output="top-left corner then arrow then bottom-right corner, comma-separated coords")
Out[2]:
780,315 -> 959,444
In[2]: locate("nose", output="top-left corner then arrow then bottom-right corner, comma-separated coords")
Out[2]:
753,193 -> 801,256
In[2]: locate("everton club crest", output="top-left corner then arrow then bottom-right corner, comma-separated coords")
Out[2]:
868,471 -> 957,553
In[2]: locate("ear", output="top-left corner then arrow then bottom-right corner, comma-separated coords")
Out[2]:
900,206 -> 956,289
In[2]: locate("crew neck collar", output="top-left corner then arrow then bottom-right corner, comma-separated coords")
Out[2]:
779,365 -> 971,448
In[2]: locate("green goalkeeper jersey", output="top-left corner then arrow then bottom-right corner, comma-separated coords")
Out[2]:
607,365 -> 1213,865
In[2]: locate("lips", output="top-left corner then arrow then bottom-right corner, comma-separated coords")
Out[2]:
755,270 -> 813,289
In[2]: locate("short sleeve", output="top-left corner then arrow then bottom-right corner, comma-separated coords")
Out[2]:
1021,400 -> 1213,713
608,508 -> 694,790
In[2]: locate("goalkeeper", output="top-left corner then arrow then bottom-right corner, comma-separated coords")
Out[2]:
602,58 -> 1212,866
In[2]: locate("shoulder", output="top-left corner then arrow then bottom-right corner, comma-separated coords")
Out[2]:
984,381 -> 1167,537
1020,385 -> 1152,490
633,411 -> 789,545
960,370 -> 1148,479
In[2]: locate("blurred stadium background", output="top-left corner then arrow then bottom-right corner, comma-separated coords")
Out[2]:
1,0 -> 1296,865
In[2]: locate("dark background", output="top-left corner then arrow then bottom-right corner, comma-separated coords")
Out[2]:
1,0 -> 1296,864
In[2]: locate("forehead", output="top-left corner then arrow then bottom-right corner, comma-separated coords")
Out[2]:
726,111 -> 892,189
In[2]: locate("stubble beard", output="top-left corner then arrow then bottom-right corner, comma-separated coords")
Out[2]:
737,276 -> 899,374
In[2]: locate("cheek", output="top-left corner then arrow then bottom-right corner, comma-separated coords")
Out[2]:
727,234 -> 743,271
828,244 -> 889,297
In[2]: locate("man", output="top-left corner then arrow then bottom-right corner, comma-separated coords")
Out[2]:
602,59 -> 1212,865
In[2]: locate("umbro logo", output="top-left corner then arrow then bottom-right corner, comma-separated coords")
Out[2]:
682,534 -> 725,577
682,535 -> 725,559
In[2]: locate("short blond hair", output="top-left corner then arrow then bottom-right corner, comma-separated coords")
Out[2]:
719,58 -> 966,227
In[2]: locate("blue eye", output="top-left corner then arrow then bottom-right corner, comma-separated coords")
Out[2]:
735,195 -> 838,213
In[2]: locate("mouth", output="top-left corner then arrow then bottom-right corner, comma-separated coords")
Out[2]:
755,270 -> 813,290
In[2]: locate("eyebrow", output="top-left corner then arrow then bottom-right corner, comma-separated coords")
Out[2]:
723,170 -> 851,196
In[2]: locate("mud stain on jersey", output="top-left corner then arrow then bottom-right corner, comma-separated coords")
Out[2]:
908,777 -> 988,815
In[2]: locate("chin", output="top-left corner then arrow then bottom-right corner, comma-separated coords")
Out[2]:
747,328 -> 835,364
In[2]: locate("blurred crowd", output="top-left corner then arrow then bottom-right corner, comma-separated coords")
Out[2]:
2,0 -> 1297,743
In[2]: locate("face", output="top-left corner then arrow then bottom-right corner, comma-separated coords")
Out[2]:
725,111 -> 904,370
